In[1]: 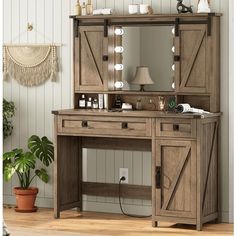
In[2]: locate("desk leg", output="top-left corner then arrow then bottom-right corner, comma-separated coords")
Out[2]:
78,137 -> 83,212
54,209 -> 60,219
152,220 -> 158,227
54,135 -> 81,217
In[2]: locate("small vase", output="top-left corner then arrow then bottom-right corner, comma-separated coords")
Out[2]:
14,187 -> 38,212
197,0 -> 211,13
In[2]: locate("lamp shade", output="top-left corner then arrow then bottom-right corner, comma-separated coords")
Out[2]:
131,66 -> 154,85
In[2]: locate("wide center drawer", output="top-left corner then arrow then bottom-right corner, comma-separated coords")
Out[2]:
58,115 -> 152,137
156,118 -> 196,138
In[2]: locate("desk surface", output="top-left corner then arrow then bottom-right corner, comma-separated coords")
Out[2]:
52,109 -> 221,119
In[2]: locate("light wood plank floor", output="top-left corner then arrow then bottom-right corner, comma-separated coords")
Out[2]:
4,207 -> 233,236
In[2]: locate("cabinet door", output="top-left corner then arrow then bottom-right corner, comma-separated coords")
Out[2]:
175,24 -> 209,93
155,140 -> 196,218
75,26 -> 108,91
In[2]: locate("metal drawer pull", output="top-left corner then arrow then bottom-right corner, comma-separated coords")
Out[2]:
82,121 -> 88,128
173,124 -> 179,131
156,166 -> 161,189
121,122 -> 128,129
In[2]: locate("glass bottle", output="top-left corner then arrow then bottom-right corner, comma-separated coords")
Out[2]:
136,99 -> 142,110
81,2 -> 86,16
79,94 -> 86,108
86,0 -> 93,15
75,0 -> 81,15
86,97 -> 92,108
92,99 -> 98,109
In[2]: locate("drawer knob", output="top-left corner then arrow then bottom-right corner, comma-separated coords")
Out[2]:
173,124 -> 179,131
122,122 -> 128,129
82,121 -> 88,128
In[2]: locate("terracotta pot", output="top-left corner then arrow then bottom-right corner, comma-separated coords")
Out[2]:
13,187 -> 38,212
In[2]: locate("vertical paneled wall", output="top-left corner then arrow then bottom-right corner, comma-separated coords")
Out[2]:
3,0 -> 230,220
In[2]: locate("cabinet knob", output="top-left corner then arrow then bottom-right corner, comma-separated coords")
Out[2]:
173,124 -> 179,131
121,122 -> 128,129
82,121 -> 88,128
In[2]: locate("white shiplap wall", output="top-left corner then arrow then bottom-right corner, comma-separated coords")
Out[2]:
3,0 -> 230,220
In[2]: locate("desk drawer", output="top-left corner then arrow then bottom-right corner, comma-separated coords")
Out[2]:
58,116 -> 152,137
156,118 -> 196,138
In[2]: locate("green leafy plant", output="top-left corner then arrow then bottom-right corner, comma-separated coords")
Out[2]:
3,135 -> 54,189
3,99 -> 16,139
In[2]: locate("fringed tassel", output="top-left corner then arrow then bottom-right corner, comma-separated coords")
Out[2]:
50,45 -> 58,82
3,46 -> 8,81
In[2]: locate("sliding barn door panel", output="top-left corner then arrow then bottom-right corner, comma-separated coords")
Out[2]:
175,24 -> 209,93
75,26 -> 108,91
155,140 -> 196,218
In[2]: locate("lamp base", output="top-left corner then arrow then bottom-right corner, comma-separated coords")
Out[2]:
140,85 -> 145,91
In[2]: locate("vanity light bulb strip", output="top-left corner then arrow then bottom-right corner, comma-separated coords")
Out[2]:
115,28 -> 124,35
115,64 -> 124,70
114,46 -> 124,53
172,64 -> 175,71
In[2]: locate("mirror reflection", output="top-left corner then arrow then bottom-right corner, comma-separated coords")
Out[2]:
121,26 -> 174,91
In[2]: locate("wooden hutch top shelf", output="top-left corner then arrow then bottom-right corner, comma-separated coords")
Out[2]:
70,13 -> 222,20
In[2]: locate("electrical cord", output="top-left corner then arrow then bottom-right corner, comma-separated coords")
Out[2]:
118,177 -> 151,218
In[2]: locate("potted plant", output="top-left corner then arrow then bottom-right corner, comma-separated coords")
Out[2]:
3,98 -> 15,139
3,135 -> 54,212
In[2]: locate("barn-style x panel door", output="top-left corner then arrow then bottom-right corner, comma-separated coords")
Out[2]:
155,140 -> 196,218
175,24 -> 209,93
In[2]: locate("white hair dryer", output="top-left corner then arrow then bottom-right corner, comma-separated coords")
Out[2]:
175,103 -> 210,114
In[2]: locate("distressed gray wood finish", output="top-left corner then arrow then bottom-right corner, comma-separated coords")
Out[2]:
53,14 -> 221,231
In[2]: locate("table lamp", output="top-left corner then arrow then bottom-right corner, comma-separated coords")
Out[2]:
131,66 -> 154,91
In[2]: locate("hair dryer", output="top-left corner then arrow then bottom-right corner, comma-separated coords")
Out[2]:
175,103 -> 210,114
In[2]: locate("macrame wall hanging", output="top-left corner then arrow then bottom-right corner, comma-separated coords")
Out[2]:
3,23 -> 60,87
3,44 -> 58,87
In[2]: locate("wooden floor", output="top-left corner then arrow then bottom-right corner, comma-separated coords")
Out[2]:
4,207 -> 233,236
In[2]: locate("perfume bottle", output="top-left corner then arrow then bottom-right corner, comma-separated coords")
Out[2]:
92,99 -> 98,109
75,0 -> 81,15
86,0 -> 93,15
86,97 -> 92,108
79,94 -> 86,108
81,2 -> 86,16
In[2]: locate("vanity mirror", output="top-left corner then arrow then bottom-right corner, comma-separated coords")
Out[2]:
117,26 -> 174,91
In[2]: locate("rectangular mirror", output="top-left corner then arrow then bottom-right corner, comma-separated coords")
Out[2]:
120,26 -> 174,91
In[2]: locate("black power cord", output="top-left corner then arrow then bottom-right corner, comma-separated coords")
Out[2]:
118,177 -> 151,218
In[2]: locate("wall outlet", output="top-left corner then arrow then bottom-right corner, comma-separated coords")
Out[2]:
119,168 -> 128,183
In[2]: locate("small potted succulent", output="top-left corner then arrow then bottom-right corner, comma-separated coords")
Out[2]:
3,135 -> 54,212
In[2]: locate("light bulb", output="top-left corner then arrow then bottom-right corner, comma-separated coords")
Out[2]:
172,64 -> 175,71
172,46 -> 175,53
172,28 -> 175,35
114,46 -> 124,53
114,81 -> 124,89
172,82 -> 175,89
114,64 -> 124,70
115,28 -> 124,35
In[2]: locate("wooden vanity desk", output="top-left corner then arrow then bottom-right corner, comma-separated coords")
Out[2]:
53,13 -> 221,231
